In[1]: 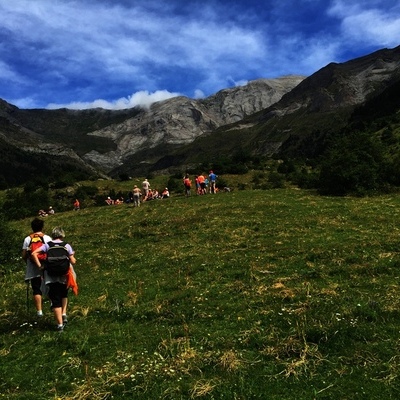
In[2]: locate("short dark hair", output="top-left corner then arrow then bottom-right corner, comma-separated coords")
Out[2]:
31,218 -> 44,233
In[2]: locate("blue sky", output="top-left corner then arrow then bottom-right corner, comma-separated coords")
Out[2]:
1,0 -> 399,110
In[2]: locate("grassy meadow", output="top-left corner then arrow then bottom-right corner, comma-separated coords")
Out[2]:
1,187 -> 400,399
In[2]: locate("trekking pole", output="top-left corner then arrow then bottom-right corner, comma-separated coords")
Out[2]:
26,281 -> 30,315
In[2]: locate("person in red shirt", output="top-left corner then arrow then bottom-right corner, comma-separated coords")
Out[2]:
161,188 -> 170,198
183,174 -> 192,197
197,174 -> 206,194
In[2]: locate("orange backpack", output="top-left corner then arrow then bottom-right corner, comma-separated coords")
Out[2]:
28,233 -> 47,262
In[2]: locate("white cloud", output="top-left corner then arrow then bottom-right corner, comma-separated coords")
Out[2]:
297,39 -> 340,70
1,0 -> 399,109
0,0 -> 268,108
193,89 -> 205,99
46,90 -> 181,110
0,60 -> 28,84
227,77 -> 248,88
8,97 -> 38,109
341,11 -> 400,46
328,0 -> 400,47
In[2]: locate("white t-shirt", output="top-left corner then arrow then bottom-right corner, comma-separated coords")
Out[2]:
22,233 -> 52,280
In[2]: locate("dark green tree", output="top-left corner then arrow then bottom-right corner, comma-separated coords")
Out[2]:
317,132 -> 384,196
0,211 -> 22,273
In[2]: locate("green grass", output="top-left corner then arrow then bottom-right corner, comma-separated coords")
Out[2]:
2,188 -> 400,399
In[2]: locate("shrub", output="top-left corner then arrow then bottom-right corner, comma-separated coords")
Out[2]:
0,212 -> 22,274
267,172 -> 285,188
290,167 -> 319,189
166,176 -> 181,193
118,173 -> 130,181
2,188 -> 50,220
317,132 -> 385,196
216,177 -> 228,189
251,171 -> 266,185
75,185 -> 99,200
53,177 -> 74,189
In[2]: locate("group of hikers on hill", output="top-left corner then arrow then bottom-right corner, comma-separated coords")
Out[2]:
104,171 -> 220,205
104,171 -> 221,205
22,172 -> 222,332
104,178 -> 171,207
22,218 -> 77,332
183,170 -> 219,197
37,206 -> 55,217
38,199 -> 80,216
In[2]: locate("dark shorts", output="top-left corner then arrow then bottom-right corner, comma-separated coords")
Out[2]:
48,282 -> 68,309
30,276 -> 43,296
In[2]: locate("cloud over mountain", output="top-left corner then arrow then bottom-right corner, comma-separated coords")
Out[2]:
0,0 -> 399,110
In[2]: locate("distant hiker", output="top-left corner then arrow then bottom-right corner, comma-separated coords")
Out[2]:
197,174 -> 206,194
146,189 -> 154,201
48,206 -> 55,215
38,209 -> 48,217
132,185 -> 141,207
31,227 -> 77,332
161,187 -> 170,199
22,218 -> 52,317
73,199 -> 80,211
183,174 -> 192,197
105,196 -> 114,205
209,170 -> 218,194
142,178 -> 150,200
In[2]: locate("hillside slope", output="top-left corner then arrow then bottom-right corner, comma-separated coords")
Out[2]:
153,45 -> 400,171
1,45 -> 400,187
0,76 -> 303,184
3,189 -> 400,398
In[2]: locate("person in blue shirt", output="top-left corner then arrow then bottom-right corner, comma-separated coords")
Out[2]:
209,170 -> 218,194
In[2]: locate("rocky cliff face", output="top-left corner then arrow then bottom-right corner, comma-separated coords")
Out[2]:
1,45 -> 399,185
83,76 -> 305,171
266,46 -> 400,118
232,45 -> 400,162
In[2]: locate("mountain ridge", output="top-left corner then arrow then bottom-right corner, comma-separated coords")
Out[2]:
0,45 -> 400,188
0,75 -> 304,182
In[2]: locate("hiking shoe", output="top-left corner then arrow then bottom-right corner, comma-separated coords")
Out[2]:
62,315 -> 68,324
37,311 -> 43,317
57,324 -> 64,332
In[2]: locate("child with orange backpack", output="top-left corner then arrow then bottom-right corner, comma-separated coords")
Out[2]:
22,218 -> 52,317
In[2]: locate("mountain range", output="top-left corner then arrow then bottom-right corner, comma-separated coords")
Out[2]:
0,44 -> 399,188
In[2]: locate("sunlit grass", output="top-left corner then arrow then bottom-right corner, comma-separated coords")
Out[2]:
1,188 -> 400,398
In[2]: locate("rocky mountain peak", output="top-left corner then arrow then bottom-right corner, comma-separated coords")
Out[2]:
83,75 -> 305,170
1,45 -> 399,187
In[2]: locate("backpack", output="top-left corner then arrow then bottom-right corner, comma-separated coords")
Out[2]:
45,241 -> 70,276
28,233 -> 47,262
